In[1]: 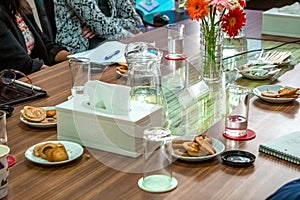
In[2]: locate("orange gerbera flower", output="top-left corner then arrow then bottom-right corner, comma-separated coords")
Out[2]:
186,0 -> 210,21
221,8 -> 246,37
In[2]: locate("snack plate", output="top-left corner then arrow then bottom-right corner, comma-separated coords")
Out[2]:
25,141 -> 84,165
253,85 -> 299,103
171,136 -> 225,162
237,64 -> 280,80
20,106 -> 57,128
239,69 -> 280,80
240,72 -> 274,80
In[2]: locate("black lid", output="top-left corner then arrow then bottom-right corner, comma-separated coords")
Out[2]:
221,150 -> 256,167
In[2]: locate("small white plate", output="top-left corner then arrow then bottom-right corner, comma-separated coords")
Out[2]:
239,69 -> 280,80
172,136 -> 225,162
25,140 -> 84,165
20,106 -> 57,128
237,64 -> 280,80
240,71 -> 275,80
253,85 -> 299,103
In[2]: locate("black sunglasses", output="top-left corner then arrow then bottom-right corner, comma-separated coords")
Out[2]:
0,69 -> 33,93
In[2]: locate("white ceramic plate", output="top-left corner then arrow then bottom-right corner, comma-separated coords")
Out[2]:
20,106 -> 57,128
237,64 -> 280,80
253,85 -> 299,103
171,136 -> 225,162
240,71 -> 275,80
25,140 -> 84,165
239,69 -> 280,80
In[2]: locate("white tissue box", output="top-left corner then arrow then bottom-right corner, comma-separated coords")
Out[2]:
262,8 -> 300,38
56,98 -> 163,157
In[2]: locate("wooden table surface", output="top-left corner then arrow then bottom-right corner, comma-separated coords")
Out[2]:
5,10 -> 300,199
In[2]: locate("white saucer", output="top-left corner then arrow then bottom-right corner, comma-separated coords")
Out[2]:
20,106 -> 57,128
171,136 -> 225,162
25,140 -> 83,165
253,85 -> 299,103
138,175 -> 178,193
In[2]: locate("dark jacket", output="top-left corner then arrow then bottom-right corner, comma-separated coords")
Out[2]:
0,7 -> 67,74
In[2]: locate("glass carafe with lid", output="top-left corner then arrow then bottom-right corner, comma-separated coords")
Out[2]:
125,42 -> 164,105
125,42 -> 168,126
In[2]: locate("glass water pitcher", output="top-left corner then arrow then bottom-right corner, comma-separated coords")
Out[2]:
125,42 -> 164,106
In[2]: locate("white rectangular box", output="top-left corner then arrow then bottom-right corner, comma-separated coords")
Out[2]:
262,8 -> 300,38
56,98 -> 163,157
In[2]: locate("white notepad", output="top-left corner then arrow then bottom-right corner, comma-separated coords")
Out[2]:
259,131 -> 300,165
69,41 -> 127,64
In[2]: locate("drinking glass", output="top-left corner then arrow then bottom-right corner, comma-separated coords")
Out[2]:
175,0 -> 185,13
163,54 -> 188,92
167,24 -> 185,55
138,127 -> 178,193
68,57 -> 91,96
225,84 -> 250,137
0,111 -> 7,145
0,145 -> 10,198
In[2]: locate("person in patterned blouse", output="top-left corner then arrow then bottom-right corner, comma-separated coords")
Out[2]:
54,0 -> 142,53
0,0 -> 71,74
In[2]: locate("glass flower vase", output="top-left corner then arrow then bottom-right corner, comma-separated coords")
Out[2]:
199,22 -> 224,82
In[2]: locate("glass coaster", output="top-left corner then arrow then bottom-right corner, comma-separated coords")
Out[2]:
138,175 -> 178,193
223,129 -> 256,141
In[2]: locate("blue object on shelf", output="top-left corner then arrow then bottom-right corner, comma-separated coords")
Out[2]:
139,0 -> 159,12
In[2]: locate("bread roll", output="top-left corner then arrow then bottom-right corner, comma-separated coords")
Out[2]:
33,142 -> 69,162
46,110 -> 56,117
45,144 -> 69,162
21,106 -> 47,122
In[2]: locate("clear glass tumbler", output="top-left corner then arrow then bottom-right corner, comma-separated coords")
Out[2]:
167,24 -> 185,55
68,57 -> 91,96
0,111 -> 7,145
225,84 -> 250,137
138,127 -> 178,193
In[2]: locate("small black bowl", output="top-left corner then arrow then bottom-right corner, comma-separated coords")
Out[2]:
221,150 -> 256,167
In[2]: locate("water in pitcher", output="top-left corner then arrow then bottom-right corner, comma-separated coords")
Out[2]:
131,86 -> 158,104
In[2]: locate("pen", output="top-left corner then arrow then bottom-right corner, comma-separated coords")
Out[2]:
104,50 -> 120,60
14,80 -> 42,91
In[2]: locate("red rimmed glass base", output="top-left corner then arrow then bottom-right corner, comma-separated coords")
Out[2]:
223,129 -> 256,141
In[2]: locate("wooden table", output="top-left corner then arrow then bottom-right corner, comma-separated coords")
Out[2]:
6,11 -> 300,199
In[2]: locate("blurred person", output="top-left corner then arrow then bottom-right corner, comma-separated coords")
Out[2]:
0,0 -> 71,75
54,0 -> 142,53
266,178 -> 300,200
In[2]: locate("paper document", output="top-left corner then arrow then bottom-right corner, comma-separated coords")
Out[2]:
69,41 -> 127,64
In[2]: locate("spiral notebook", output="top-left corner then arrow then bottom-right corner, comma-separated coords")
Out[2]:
259,131 -> 300,165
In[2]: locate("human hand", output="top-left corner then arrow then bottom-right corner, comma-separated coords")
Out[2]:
40,65 -> 49,70
55,50 -> 71,63
82,25 -> 97,39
